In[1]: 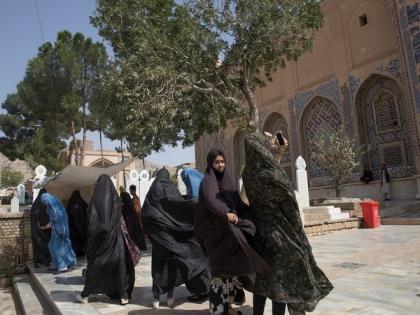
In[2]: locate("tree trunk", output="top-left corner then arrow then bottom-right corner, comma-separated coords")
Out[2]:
71,121 -> 80,165
80,102 -> 87,166
99,129 -> 104,167
241,59 -> 259,131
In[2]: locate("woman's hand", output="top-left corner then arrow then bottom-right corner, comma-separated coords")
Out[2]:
227,213 -> 238,224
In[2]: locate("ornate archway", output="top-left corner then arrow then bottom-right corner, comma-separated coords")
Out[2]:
300,97 -> 343,184
355,74 -> 412,179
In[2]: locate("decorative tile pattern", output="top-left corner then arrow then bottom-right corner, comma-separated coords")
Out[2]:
357,76 -> 412,179
295,79 -> 341,120
302,97 -> 343,177
376,58 -> 402,81
399,2 -> 420,113
349,74 -> 361,99
340,82 -> 356,138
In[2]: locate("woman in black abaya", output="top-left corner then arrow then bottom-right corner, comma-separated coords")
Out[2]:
121,191 -> 147,251
30,188 -> 51,267
77,174 -> 139,305
66,191 -> 88,257
142,168 -> 210,309
196,148 -> 268,315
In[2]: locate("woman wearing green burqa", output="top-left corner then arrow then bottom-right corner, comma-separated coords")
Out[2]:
242,131 -> 333,315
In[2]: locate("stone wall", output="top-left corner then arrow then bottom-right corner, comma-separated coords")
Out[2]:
0,210 -> 31,273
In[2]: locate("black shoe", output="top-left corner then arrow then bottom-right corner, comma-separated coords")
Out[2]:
33,262 -> 40,268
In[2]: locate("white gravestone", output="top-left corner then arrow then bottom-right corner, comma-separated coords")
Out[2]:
139,170 -> 155,206
129,170 -> 140,195
33,165 -> 47,203
17,184 -> 25,205
11,196 -> 19,213
177,169 -> 187,196
295,156 -> 310,224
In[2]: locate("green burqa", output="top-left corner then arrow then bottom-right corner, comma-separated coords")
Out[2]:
242,132 -> 333,314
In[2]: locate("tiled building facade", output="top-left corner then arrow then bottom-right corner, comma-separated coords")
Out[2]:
195,0 -> 420,200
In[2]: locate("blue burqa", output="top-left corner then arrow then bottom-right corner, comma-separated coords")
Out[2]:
181,168 -> 204,199
41,193 -> 77,271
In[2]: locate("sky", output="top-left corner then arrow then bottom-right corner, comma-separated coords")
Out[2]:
0,0 -> 195,166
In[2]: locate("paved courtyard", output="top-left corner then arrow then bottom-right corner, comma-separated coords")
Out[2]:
26,225 -> 420,314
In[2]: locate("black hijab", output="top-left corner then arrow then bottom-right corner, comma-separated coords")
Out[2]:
121,191 -> 147,251
30,188 -> 51,265
66,191 -> 88,257
196,148 -> 268,277
142,168 -> 210,295
82,174 -> 135,300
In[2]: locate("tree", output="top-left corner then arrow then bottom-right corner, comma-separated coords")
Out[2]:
0,167 -> 24,189
91,0 -> 323,155
0,31 -> 109,170
311,128 -> 369,197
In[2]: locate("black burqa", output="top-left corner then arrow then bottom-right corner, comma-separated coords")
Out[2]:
66,191 -> 88,257
82,174 -> 135,300
142,168 -> 211,295
121,192 -> 147,251
195,148 -> 268,277
30,188 -> 51,265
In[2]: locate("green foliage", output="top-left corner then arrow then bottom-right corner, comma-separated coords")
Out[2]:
91,0 -> 323,155
0,31 -> 109,171
311,128 -> 369,197
0,167 -> 24,189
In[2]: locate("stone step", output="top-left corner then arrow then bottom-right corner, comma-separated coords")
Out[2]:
13,273 -> 54,315
303,206 -> 342,215
27,262 -> 102,315
330,212 -> 350,220
303,205 -> 335,211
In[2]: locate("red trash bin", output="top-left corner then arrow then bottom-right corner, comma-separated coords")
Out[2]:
359,200 -> 381,228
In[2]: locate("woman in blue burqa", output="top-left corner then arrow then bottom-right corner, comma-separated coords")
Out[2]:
142,168 -> 211,309
77,174 -> 140,305
242,132 -> 333,315
39,193 -> 77,272
30,188 -> 51,267
181,168 -> 204,199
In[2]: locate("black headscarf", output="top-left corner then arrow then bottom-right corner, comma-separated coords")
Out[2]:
121,191 -> 147,251
196,148 -> 268,277
243,132 -> 333,313
142,168 -> 210,295
30,188 -> 51,265
66,191 -> 88,257
82,174 -> 135,300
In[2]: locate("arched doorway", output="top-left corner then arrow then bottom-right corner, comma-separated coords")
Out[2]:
355,74 -> 412,179
262,112 -> 293,182
300,97 -> 343,184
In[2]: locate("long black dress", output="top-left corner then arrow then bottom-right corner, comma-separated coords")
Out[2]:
142,168 -> 211,296
121,192 -> 147,251
195,148 -> 268,278
30,188 -> 51,266
66,191 -> 88,257
81,174 -> 135,300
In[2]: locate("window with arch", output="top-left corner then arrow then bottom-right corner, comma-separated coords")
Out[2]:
372,91 -> 401,134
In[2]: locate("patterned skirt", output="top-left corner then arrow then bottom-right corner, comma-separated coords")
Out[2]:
209,277 -> 245,315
